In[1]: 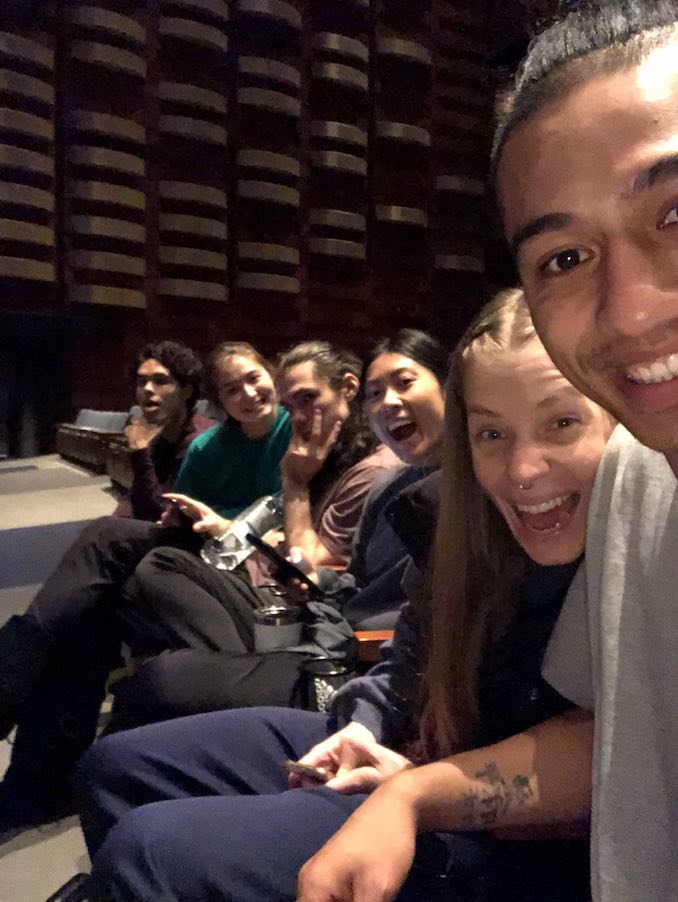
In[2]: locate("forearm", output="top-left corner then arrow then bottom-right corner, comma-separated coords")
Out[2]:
283,480 -> 341,567
385,709 -> 593,833
128,448 -> 165,521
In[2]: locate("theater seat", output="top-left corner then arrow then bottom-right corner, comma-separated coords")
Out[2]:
354,629 -> 394,664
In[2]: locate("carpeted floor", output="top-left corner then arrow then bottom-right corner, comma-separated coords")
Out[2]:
0,455 -> 117,902
0,522 -> 94,589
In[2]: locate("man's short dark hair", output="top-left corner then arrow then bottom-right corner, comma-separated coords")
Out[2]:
134,341 -> 203,409
492,1 -> 678,191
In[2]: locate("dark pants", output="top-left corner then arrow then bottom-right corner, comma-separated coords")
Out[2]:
77,707 -> 589,902
0,517 -> 184,803
110,548 -> 314,727
120,546 -> 272,655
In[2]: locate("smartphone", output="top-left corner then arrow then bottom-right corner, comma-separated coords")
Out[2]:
284,759 -> 329,783
245,533 -> 326,601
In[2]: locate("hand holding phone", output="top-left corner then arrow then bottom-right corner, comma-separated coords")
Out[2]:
245,534 -> 325,601
284,759 -> 329,784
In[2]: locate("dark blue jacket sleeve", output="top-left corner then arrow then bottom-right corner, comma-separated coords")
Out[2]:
329,562 -> 425,747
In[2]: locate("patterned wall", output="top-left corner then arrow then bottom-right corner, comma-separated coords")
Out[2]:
1,0 -> 493,410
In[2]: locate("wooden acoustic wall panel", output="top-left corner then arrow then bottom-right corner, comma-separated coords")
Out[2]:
376,37 -> 433,67
430,0 -> 491,339
312,62 -> 368,94
310,120 -> 366,148
370,5 -> 434,328
158,180 -> 227,208
69,214 -> 146,243
159,212 -> 227,240
236,272 -> 299,294
237,0 -> 301,31
306,6 -> 370,328
376,121 -> 431,147
237,87 -> 301,118
238,56 -> 301,91
66,113 -> 146,299
158,82 -> 228,115
70,7 -> 147,46
34,0 -> 494,400
238,242 -> 300,266
168,0 -> 230,22
156,1 -> 229,309
159,18 -> 229,54
312,33 -> 368,64
69,43 -> 147,79
0,29 -> 55,284
309,237 -> 365,260
311,150 -> 366,177
156,170 -> 229,302
64,4 -> 148,308
237,149 -> 300,179
232,0 -> 303,309
309,208 -> 366,233
158,115 -> 228,145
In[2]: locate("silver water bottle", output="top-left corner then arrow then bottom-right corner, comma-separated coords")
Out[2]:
253,604 -> 302,652
200,493 -> 284,571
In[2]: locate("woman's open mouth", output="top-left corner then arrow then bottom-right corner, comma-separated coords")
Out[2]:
387,420 -> 418,443
513,493 -> 579,533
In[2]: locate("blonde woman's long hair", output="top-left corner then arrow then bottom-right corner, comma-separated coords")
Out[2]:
420,287 -> 541,759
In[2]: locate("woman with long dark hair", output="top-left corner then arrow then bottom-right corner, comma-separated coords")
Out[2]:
77,290 -> 614,901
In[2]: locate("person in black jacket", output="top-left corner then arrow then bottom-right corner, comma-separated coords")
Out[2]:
113,340 -> 212,522
76,289 -> 615,902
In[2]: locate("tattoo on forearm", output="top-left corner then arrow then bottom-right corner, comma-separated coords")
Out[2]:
459,762 -> 534,828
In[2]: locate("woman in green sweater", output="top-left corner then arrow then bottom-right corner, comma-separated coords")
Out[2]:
165,341 -> 292,530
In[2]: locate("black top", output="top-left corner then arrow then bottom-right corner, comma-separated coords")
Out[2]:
476,558 -> 580,746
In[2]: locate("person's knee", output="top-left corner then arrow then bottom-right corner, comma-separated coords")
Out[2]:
93,805 -> 175,898
134,545 -> 191,585
79,516 -> 121,545
94,803 -> 221,900
78,516 -> 154,554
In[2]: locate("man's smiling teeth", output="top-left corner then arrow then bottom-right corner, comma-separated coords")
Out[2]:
626,354 -> 678,384
516,494 -> 569,515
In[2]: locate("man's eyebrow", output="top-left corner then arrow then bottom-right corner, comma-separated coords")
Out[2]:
509,212 -> 573,257
627,153 -> 678,196
290,387 -> 317,399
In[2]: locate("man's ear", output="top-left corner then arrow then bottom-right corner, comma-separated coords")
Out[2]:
342,372 -> 360,401
178,383 -> 193,406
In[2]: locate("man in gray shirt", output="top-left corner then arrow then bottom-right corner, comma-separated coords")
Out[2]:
543,427 -> 678,900
494,1 -> 678,898
297,4 -> 678,901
